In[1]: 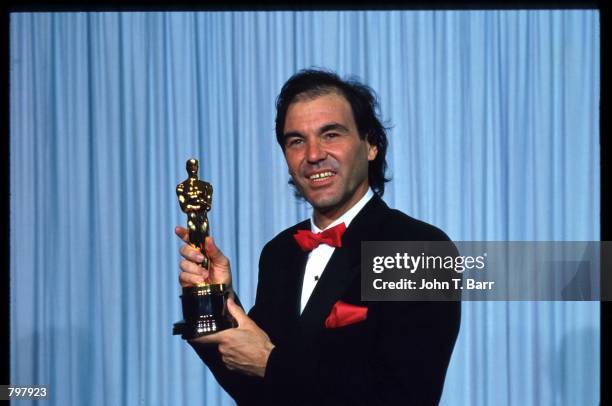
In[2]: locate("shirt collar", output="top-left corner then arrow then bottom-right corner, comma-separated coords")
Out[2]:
311,188 -> 374,233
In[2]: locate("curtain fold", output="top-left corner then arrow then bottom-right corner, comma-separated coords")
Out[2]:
10,10 -> 600,405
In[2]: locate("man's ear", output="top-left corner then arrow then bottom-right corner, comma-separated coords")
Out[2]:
367,142 -> 378,161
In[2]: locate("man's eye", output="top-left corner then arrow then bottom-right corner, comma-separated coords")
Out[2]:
324,132 -> 339,139
286,138 -> 303,147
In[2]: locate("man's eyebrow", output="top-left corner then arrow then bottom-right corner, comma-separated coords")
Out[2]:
319,123 -> 350,134
282,131 -> 303,140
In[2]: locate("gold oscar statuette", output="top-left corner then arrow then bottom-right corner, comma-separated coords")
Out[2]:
173,158 -> 234,339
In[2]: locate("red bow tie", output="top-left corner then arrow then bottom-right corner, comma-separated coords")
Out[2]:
293,222 -> 347,252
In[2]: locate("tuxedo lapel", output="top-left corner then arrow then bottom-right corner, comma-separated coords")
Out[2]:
296,195 -> 389,337
278,220 -> 310,323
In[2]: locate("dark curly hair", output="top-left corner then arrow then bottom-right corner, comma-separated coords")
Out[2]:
275,68 -> 390,197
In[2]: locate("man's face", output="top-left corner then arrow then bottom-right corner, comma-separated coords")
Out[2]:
282,92 -> 378,216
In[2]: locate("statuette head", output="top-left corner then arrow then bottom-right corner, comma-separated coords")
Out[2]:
186,159 -> 199,177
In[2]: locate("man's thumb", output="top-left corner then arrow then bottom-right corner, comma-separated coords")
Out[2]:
226,297 -> 247,326
205,237 -> 228,264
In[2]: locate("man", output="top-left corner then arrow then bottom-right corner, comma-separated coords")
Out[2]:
175,69 -> 460,405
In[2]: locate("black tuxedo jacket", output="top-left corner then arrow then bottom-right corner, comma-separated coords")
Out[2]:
191,195 -> 461,405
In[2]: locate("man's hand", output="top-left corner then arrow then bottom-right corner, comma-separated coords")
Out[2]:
175,226 -> 232,288
191,298 -> 275,378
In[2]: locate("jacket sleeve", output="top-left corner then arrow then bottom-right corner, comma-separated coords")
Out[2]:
187,294 -> 265,405
187,244 -> 276,405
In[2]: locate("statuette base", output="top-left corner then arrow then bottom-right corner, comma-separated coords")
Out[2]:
173,283 -> 234,339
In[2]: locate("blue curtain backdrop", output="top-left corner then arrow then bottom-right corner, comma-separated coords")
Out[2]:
10,10 -> 599,406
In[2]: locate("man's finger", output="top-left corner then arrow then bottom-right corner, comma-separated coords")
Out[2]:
179,259 -> 208,277
191,329 -> 229,345
180,244 -> 205,263
175,226 -> 189,243
226,297 -> 249,326
179,271 -> 207,287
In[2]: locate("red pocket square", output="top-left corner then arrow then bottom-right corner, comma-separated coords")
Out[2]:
324,300 -> 368,329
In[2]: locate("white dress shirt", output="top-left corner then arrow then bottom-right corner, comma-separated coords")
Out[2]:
299,188 -> 374,313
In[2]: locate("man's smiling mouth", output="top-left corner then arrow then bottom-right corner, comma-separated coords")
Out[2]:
308,171 -> 336,182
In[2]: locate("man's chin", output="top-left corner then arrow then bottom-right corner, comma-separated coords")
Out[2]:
306,195 -> 343,213
298,185 -> 345,212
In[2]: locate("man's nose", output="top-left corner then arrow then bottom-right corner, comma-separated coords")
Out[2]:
306,140 -> 326,163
